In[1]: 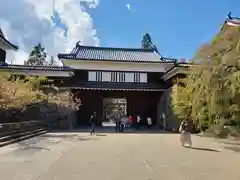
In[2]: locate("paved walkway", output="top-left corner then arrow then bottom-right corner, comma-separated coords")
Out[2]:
0,129 -> 240,180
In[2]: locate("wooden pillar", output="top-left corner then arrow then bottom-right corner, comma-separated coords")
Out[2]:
127,97 -> 130,116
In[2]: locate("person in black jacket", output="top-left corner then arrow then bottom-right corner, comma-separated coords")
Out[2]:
115,114 -> 121,132
89,112 -> 97,135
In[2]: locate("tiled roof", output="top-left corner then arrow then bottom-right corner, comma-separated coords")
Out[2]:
161,57 -> 178,62
161,62 -> 190,77
0,28 -> 18,50
0,64 -> 73,71
58,44 -> 176,63
226,18 -> 240,27
176,62 -> 191,67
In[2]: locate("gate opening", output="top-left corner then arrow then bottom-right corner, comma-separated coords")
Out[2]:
103,98 -> 127,124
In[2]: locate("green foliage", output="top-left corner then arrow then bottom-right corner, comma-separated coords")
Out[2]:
0,72 -> 75,123
171,23 -> 240,133
24,43 -> 47,66
26,76 -> 47,91
141,33 -> 153,49
0,73 -> 47,110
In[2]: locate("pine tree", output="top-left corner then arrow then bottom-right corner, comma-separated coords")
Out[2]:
49,56 -> 55,66
24,43 -> 47,66
141,33 -> 153,49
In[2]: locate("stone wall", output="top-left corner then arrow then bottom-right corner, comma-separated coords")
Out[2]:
157,87 -> 180,131
41,88 -> 78,129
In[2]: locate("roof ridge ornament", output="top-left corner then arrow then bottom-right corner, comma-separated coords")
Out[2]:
0,28 -> 4,38
228,12 -> 233,20
76,41 -> 82,47
226,12 -> 240,27
227,12 -> 240,20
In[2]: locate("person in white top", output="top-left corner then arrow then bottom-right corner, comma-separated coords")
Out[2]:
137,115 -> 141,130
147,117 -> 152,129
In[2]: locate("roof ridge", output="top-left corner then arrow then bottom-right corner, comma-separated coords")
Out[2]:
58,43 -> 177,63
76,44 -> 155,52
0,27 -> 18,50
0,28 -> 4,38
161,56 -> 178,62
1,64 -> 71,68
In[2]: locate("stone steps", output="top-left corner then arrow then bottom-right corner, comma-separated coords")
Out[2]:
0,128 -> 50,147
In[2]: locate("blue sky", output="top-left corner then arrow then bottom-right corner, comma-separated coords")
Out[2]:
3,0 -> 240,64
85,0 -> 240,59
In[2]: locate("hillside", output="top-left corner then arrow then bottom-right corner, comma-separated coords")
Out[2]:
196,13 -> 240,68
171,14 -> 240,135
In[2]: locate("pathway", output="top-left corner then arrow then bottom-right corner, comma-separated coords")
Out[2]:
0,129 -> 239,180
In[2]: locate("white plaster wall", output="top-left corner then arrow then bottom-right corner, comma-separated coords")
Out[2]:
87,71 -> 148,83
61,59 -> 173,73
0,38 -> 17,63
0,38 -> 14,51
0,39 -> 8,51
88,71 -> 96,81
140,73 -> 147,83
102,72 -> 111,81
125,73 -> 134,82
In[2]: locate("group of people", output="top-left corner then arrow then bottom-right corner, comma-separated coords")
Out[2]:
89,111 -> 193,148
115,115 -> 153,132
114,114 -> 124,132
88,112 -> 153,135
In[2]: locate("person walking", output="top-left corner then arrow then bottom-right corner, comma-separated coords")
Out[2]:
120,116 -> 124,132
115,114 -> 121,132
132,115 -> 137,129
179,118 -> 192,147
147,117 -> 152,129
136,115 -> 141,130
89,112 -> 97,135
128,116 -> 132,128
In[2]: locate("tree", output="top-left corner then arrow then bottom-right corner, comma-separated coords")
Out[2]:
0,72 -> 47,111
24,43 -> 47,66
0,72 -> 77,124
171,20 -> 240,133
141,33 -> 153,49
26,76 -> 47,91
49,56 -> 55,66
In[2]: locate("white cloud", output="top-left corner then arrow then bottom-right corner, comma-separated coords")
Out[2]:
0,0 -> 100,65
126,3 -> 131,11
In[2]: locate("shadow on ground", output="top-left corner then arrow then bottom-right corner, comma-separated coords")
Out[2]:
9,132 -> 100,154
216,139 -> 240,153
185,146 -> 221,152
223,146 -> 240,152
223,141 -> 240,152
222,141 -> 240,146
51,126 -> 175,135
7,127 -> 172,154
